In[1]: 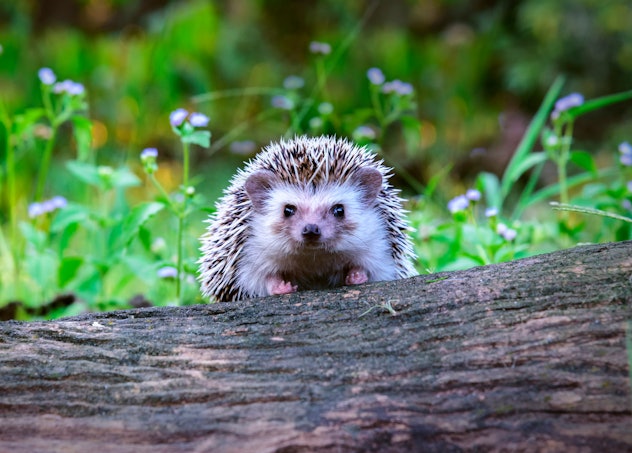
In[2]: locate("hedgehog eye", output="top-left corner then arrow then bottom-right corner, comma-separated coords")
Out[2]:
284,204 -> 297,217
331,204 -> 345,218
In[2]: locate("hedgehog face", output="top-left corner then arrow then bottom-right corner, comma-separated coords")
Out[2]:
244,168 -> 384,255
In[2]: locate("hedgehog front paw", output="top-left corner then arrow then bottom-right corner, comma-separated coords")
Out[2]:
266,276 -> 298,295
345,267 -> 369,286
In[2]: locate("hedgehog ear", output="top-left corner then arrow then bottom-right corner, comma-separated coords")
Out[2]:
352,167 -> 383,204
245,170 -> 277,212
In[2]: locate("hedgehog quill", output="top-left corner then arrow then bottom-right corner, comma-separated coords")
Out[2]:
198,136 -> 417,301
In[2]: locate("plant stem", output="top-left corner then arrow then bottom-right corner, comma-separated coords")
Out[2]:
182,142 -> 190,188
177,141 -> 191,304
148,170 -> 185,302
34,126 -> 58,201
176,212 -> 184,303
557,121 -> 574,206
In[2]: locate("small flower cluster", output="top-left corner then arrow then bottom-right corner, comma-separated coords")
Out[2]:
140,147 -> 159,174
157,266 -> 178,279
619,142 -> 632,166
352,125 -> 376,141
283,75 -> 305,90
447,189 -> 481,214
271,95 -> 294,110
496,223 -> 517,242
551,92 -> 584,120
366,67 -> 414,96
38,67 -> 85,96
169,108 -> 209,128
309,41 -> 331,55
28,196 -> 67,218
446,190 -> 516,242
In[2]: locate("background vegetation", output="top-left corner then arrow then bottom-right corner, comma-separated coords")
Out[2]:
1,0 -> 631,319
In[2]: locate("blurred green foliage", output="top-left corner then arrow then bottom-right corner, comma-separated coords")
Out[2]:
1,0 -> 631,318
2,0 -> 631,197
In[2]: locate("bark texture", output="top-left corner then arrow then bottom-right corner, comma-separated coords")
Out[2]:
1,241 -> 631,452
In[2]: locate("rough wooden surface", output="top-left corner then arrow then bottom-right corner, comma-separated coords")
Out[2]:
1,241 -> 631,452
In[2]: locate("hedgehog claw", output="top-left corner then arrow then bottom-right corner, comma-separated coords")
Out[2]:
345,268 -> 369,286
267,276 -> 298,295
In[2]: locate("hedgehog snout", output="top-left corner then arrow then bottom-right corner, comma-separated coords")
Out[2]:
302,223 -> 322,241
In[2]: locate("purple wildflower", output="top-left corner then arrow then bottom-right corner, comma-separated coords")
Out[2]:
283,75 -> 305,90
382,79 -> 414,96
53,79 -> 84,96
189,112 -> 210,127
271,95 -> 294,110
551,93 -> 584,120
157,266 -> 178,279
309,41 -> 331,55
352,125 -> 376,141
28,203 -> 45,218
28,196 -> 67,218
50,196 -> 68,209
619,142 -> 632,166
485,207 -> 498,217
367,67 -> 385,85
38,67 -> 56,85
496,223 -> 517,241
67,81 -> 85,96
502,228 -> 517,241
627,181 -> 632,193
465,189 -> 481,201
447,195 -> 470,213
169,108 -> 188,127
140,147 -> 158,160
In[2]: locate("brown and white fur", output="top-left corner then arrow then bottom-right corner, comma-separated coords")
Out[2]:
198,136 -> 417,301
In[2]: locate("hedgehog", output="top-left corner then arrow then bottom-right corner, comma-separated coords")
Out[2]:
198,135 -> 417,302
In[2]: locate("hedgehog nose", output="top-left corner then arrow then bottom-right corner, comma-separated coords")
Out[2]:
302,223 -> 321,239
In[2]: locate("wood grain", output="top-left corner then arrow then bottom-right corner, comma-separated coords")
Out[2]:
1,241 -> 631,452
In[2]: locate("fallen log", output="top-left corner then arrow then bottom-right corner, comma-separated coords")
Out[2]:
1,241 -> 631,452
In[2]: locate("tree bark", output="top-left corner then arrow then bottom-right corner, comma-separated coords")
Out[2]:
1,241 -> 631,452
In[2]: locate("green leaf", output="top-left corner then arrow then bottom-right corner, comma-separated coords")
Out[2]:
13,108 -> 47,136
25,249 -> 58,294
75,267 -> 102,304
66,161 -> 140,189
19,222 -> 47,251
506,152 -> 549,185
66,161 -> 102,187
181,130 -> 211,148
550,202 -> 632,223
50,203 -> 91,233
138,225 -> 153,252
566,89 -> 632,121
115,202 -> 165,250
500,76 -> 565,204
71,115 -> 93,161
569,151 -> 597,176
110,167 -> 141,188
476,172 -> 501,210
527,167 -> 618,208
121,255 -> 160,284
58,256 -> 83,288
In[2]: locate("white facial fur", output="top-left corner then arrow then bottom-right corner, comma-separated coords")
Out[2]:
236,169 -> 397,297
